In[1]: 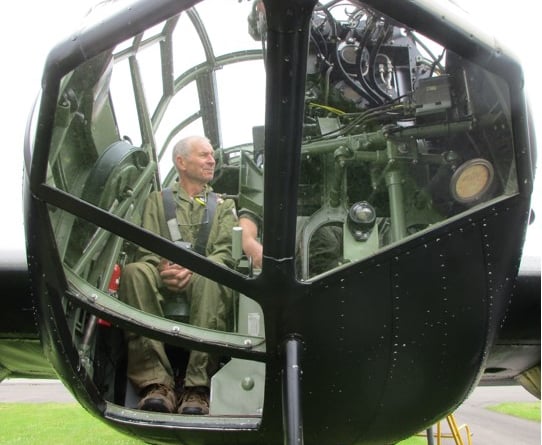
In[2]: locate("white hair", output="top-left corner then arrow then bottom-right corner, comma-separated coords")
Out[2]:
172,135 -> 210,164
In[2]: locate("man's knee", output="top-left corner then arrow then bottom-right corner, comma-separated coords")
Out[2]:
119,261 -> 160,306
123,261 -> 147,278
122,262 -> 160,286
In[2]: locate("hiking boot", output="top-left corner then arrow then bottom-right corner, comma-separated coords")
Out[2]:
137,384 -> 176,413
178,386 -> 210,415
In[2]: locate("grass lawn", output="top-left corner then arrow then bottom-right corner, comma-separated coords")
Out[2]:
488,402 -> 541,422
0,401 -> 427,444
0,402 -> 432,445
0,400 -> 539,444
0,403 -> 143,445
396,436 -> 427,444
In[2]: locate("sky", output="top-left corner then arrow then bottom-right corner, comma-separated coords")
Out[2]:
0,0 -> 539,260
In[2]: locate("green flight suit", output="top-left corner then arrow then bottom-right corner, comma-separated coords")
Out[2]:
119,182 -> 237,393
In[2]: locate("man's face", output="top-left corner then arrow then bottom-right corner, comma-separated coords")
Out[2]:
177,140 -> 216,185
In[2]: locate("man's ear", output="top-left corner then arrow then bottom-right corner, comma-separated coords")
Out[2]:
175,155 -> 185,172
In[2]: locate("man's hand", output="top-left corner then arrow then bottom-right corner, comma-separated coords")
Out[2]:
158,259 -> 193,292
239,217 -> 263,269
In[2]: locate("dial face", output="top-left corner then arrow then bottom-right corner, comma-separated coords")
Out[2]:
451,159 -> 494,204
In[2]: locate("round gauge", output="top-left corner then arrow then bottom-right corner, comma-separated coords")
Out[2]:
450,158 -> 494,204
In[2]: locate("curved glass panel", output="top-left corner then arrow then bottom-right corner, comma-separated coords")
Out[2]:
43,0 -> 266,418
295,1 -> 518,279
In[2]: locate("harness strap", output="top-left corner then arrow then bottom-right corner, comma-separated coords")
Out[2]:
162,187 -> 218,255
194,191 -> 217,255
163,187 -> 182,242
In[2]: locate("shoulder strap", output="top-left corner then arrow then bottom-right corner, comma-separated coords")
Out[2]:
194,192 -> 217,255
162,187 -> 182,242
163,188 -> 218,254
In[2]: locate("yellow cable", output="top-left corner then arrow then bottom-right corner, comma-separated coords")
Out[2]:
308,102 -> 346,115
